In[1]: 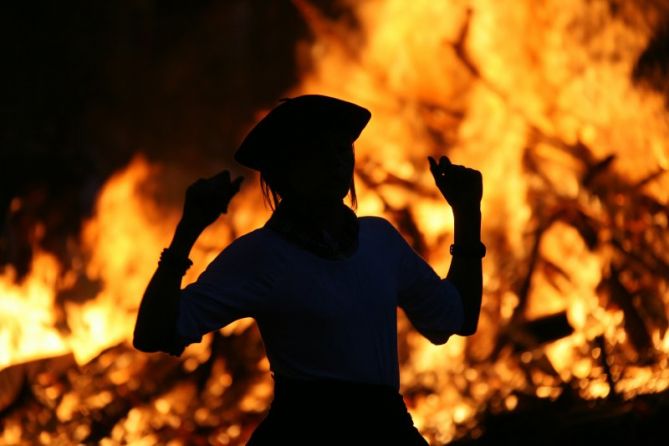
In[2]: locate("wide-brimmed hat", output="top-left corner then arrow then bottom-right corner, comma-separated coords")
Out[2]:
234,94 -> 371,171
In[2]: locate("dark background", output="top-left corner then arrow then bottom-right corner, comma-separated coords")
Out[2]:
1,0 -> 352,277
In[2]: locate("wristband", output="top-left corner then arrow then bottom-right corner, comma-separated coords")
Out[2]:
450,242 -> 486,258
158,248 -> 194,276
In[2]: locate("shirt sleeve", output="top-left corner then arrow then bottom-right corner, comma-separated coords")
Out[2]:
169,233 -> 274,355
388,222 -> 464,344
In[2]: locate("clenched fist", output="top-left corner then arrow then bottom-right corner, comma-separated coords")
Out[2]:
428,156 -> 482,212
182,170 -> 244,232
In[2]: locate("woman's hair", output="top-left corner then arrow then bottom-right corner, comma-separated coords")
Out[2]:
260,170 -> 283,211
260,170 -> 358,211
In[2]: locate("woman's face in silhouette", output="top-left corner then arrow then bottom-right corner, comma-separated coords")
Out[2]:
280,138 -> 355,203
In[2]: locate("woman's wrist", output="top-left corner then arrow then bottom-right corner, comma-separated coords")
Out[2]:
169,219 -> 202,258
453,206 -> 481,245
158,247 -> 194,276
452,204 -> 481,217
450,242 -> 486,258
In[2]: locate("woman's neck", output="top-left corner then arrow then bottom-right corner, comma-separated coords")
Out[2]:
280,197 -> 347,226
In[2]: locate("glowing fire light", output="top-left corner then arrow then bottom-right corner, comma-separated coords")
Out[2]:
3,1 -> 669,444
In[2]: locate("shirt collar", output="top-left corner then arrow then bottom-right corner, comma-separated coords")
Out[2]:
264,200 -> 359,260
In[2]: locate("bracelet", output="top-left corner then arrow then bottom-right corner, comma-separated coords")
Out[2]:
450,242 -> 486,258
158,248 -> 194,276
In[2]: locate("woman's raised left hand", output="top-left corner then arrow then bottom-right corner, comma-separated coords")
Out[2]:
428,155 -> 482,212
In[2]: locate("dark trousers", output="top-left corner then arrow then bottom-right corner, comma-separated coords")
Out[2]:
247,375 -> 430,445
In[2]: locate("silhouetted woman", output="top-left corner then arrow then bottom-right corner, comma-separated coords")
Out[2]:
133,95 -> 484,445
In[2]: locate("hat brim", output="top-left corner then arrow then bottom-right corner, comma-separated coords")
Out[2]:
234,95 -> 371,171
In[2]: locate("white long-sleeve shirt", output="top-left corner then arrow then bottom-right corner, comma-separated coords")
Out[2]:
173,216 -> 463,390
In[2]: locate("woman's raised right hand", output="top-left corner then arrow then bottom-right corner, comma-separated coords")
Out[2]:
181,170 -> 244,232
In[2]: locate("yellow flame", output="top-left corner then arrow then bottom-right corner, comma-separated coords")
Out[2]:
0,252 -> 67,368
292,0 -> 669,441
4,1 -> 669,444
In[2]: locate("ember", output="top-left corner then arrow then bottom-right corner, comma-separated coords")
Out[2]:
3,1 -> 669,444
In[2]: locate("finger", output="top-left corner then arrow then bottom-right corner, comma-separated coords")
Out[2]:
427,156 -> 440,177
429,155 -> 454,178
218,176 -> 244,206
210,170 -> 230,185
448,165 -> 467,182
232,176 -> 244,190
213,172 -> 239,196
189,178 -> 207,194
439,156 -> 452,170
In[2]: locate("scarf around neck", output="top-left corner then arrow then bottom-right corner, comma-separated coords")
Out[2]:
264,199 -> 359,260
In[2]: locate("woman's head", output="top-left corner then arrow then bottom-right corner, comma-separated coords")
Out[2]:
234,95 -> 370,210
259,136 -> 358,210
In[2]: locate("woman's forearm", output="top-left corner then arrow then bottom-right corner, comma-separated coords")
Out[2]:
133,220 -> 201,352
446,207 -> 483,335
133,170 -> 242,353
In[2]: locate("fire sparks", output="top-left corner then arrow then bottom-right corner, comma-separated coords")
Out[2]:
3,0 -> 669,444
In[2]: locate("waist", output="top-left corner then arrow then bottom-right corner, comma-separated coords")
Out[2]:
271,374 -> 405,414
250,374 -> 426,445
274,373 -> 397,392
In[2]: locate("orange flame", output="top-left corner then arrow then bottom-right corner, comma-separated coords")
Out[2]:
289,0 -> 669,442
3,1 -> 669,444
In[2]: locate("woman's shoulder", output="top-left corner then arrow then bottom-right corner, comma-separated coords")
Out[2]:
208,227 -> 281,270
231,226 -> 275,246
357,216 -> 411,254
358,215 -> 390,226
358,215 -> 402,238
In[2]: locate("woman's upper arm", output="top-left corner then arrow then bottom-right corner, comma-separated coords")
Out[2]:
382,219 -> 464,343
171,234 -> 274,353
